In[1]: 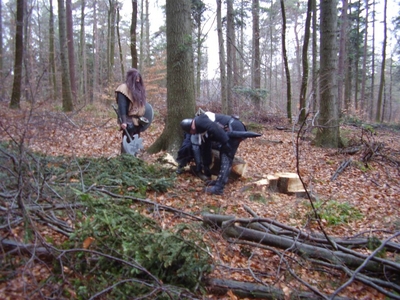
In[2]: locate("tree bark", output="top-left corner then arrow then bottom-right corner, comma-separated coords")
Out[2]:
130,0 -> 138,68
147,0 -> 195,154
375,0 -> 387,123
10,0 -> 24,109
57,0 -> 74,112
252,0 -> 261,110
315,0 -> 340,148
216,0 -> 227,113
280,0 -> 292,123
66,0 -> 77,99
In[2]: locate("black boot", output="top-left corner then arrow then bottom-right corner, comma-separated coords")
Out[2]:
191,144 -> 209,181
205,153 -> 232,195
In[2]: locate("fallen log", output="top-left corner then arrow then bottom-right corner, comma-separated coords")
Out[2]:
222,223 -> 394,274
206,278 -> 284,299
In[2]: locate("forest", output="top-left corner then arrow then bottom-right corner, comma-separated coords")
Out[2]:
1,0 -> 400,299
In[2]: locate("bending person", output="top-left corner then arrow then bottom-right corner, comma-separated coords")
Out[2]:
180,112 -> 246,195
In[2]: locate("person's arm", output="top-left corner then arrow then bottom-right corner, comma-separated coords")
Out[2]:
117,93 -> 130,129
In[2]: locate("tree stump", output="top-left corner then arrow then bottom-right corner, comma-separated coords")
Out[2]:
275,172 -> 305,195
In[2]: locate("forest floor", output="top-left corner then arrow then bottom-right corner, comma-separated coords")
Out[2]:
0,100 -> 399,299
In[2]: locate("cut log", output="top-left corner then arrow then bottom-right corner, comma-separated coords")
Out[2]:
210,149 -> 247,178
274,172 -> 305,194
266,174 -> 279,192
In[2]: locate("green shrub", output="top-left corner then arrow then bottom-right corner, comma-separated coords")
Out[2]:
305,200 -> 363,225
67,199 -> 212,299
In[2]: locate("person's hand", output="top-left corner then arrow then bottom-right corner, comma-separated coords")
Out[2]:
120,123 -> 127,130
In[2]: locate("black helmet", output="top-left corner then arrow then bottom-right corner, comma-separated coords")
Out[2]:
180,119 -> 193,133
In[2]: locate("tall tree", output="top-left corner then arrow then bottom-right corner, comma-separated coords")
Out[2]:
9,0 -> 24,109
216,0 -> 227,113
79,0 -> 87,99
311,0 -> 318,113
116,7 -> 125,79
147,0 -> 195,154
315,0 -> 340,148
66,0 -> 77,98
0,0 -> 3,101
49,0 -> 57,99
58,0 -> 74,111
107,0 -> 117,84
226,0 -> 235,115
360,0 -> 369,113
192,0 -> 206,100
280,0 -> 292,123
252,0 -> 261,110
130,0 -> 138,68
337,0 -> 348,113
91,0 -> 98,103
299,0 -> 313,123
375,0 -> 387,122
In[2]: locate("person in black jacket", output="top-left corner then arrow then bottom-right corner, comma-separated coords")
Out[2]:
180,112 -> 246,195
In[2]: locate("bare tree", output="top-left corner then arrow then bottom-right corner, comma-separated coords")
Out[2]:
299,0 -> 313,123
49,0 -> 57,99
252,0 -> 261,110
217,0 -> 227,113
226,0 -> 235,115
66,0 -> 77,99
130,0 -> 138,68
57,0 -> 74,111
375,0 -> 387,122
0,0 -> 2,80
280,0 -> 292,123
10,0 -> 24,109
337,0 -> 348,113
79,0 -> 87,99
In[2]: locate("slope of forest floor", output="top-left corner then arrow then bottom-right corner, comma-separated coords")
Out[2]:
0,101 -> 399,299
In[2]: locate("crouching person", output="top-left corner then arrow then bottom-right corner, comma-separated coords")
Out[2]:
180,112 -> 246,195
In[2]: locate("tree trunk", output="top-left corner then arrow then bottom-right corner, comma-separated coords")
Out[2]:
216,0 -> 227,113
117,8 -> 125,80
79,0 -> 87,100
147,0 -> 195,154
252,0 -> 261,110
337,0 -> 348,114
312,0 -> 318,113
66,0 -> 77,99
107,0 -> 117,85
280,0 -> 292,123
57,0 -> 74,112
375,0 -> 387,123
315,0 -> 340,148
91,0 -> 98,103
0,0 -> 3,101
360,0 -> 369,113
130,0 -> 138,68
226,0 -> 235,115
10,0 -> 24,109
299,0 -> 312,123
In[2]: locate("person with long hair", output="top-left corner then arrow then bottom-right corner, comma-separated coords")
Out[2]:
115,68 -> 147,153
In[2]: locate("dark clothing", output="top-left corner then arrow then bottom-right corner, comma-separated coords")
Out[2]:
176,133 -> 193,168
117,92 -> 141,138
194,113 -> 246,162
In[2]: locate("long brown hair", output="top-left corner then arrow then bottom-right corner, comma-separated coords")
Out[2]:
126,68 -> 146,107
